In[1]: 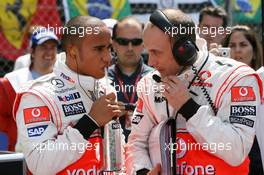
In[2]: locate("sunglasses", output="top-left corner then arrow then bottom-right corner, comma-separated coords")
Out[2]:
115,37 -> 143,46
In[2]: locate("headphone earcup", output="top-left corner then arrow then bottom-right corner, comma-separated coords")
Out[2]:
172,40 -> 197,66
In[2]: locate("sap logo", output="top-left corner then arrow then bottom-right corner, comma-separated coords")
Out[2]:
230,105 -> 256,116
132,114 -> 143,125
62,102 -> 86,116
58,92 -> 81,102
27,125 -> 48,137
60,73 -> 75,83
154,92 -> 166,103
67,166 -> 97,175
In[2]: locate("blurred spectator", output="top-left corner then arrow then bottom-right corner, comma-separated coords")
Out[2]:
223,25 -> 263,70
13,25 -> 45,71
223,25 -> 263,175
198,6 -> 228,50
103,18 -> 118,36
108,16 -> 153,142
103,18 -> 118,65
0,28 -> 59,151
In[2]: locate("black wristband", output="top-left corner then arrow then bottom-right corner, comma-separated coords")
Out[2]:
136,168 -> 150,175
178,98 -> 200,120
74,114 -> 99,139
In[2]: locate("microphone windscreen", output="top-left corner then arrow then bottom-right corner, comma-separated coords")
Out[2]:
152,74 -> 161,83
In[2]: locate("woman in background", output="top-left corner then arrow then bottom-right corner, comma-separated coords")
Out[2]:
223,25 -> 263,69
223,25 -> 263,175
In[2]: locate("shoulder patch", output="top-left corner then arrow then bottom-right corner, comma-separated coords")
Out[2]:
231,86 -> 256,102
24,106 -> 50,124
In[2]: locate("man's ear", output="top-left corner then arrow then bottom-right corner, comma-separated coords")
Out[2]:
67,45 -> 78,60
112,40 -> 118,52
30,48 -> 34,58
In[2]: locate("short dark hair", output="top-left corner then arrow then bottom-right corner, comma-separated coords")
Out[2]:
61,16 -> 105,51
112,16 -> 144,39
199,6 -> 228,28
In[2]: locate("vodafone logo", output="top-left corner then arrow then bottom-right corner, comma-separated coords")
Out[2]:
199,70 -> 211,81
32,108 -> 41,118
231,86 -> 256,102
23,106 -> 50,124
192,70 -> 212,87
239,87 -> 248,97
176,137 -> 187,159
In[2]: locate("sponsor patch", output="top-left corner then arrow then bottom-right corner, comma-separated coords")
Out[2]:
230,105 -> 256,116
27,125 -> 48,137
231,86 -> 256,102
60,73 -> 75,83
62,101 -> 86,116
192,70 -> 212,87
230,116 -> 254,127
51,78 -> 64,88
154,92 -> 166,103
24,106 -> 50,124
58,92 -> 81,102
112,122 -> 121,129
136,98 -> 143,113
54,87 -> 76,94
132,114 -> 144,125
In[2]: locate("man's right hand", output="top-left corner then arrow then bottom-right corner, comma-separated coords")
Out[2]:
89,92 -> 122,126
148,164 -> 161,175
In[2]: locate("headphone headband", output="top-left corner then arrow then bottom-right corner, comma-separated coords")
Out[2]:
149,10 -> 198,66
150,10 -> 174,37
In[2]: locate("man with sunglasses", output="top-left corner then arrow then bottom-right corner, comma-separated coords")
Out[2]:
108,16 -> 153,142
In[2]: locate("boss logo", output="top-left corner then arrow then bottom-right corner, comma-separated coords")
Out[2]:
27,125 -> 48,137
62,102 -> 86,116
230,106 -> 256,116
58,92 -> 81,102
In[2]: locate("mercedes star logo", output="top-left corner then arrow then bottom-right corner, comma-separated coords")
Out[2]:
51,79 -> 64,88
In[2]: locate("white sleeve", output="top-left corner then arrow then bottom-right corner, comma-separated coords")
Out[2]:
256,105 -> 264,169
16,93 -> 87,175
186,75 -> 260,166
125,86 -> 156,174
256,66 -> 264,168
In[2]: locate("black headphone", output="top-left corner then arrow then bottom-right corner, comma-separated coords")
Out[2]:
150,10 -> 199,66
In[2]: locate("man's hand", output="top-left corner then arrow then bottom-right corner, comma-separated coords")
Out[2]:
162,75 -> 190,111
89,92 -> 122,126
148,164 -> 161,175
209,43 -> 221,56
